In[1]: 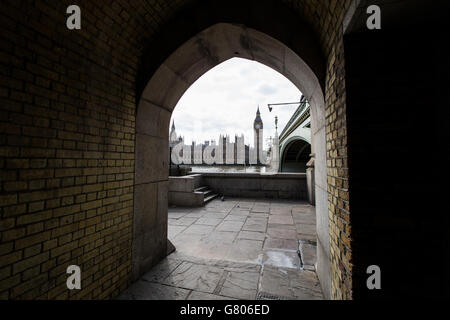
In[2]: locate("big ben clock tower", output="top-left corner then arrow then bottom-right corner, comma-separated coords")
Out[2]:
253,106 -> 263,165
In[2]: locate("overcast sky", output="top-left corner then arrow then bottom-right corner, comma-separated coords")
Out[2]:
170,57 -> 302,148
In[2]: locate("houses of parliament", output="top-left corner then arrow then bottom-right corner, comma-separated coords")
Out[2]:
169,107 -> 268,166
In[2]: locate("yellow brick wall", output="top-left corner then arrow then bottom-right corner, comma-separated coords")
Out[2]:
0,0 -> 353,299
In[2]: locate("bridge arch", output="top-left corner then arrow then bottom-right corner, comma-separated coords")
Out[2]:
280,137 -> 312,173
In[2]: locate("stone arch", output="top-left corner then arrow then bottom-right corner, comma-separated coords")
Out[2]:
279,136 -> 311,167
280,137 -> 312,173
133,4 -> 330,298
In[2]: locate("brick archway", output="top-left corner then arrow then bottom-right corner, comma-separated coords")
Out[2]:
133,20 -> 332,296
0,0 -> 356,300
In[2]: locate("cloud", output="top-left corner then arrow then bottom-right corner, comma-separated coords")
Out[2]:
257,84 -> 278,95
171,57 -> 302,148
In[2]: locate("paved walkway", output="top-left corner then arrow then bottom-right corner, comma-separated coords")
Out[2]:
119,198 -> 323,300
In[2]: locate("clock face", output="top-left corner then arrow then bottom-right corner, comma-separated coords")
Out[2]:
255,124 -> 260,129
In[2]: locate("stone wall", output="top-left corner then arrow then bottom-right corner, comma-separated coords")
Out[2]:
199,172 -> 307,200
168,174 -> 203,207
0,0 -> 139,299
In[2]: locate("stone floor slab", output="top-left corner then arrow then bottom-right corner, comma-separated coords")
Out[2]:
268,215 -> 294,225
183,224 -> 215,235
118,281 -> 190,300
216,220 -> 245,232
219,270 -> 260,300
168,225 -> 187,238
296,223 -> 316,236
188,291 -> 236,300
300,241 -> 317,266
124,198 -> 321,300
260,266 -> 322,299
267,228 -> 298,240
170,217 -> 198,226
203,212 -> 229,219
195,217 -> 223,226
202,231 -> 238,244
242,217 -> 267,232
168,211 -> 190,219
142,258 -> 183,283
262,250 -> 301,269
238,231 -> 266,241
164,262 -> 224,293
270,208 -> 292,215
224,215 -> 248,221
264,238 -> 298,251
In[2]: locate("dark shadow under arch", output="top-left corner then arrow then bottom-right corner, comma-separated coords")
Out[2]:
136,0 -> 325,102
281,139 -> 312,173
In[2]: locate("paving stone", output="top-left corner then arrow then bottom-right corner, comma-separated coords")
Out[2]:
194,242 -> 232,261
226,240 -> 263,263
235,202 -> 254,209
205,207 -> 231,214
224,215 -> 248,221
202,212 -> 229,219
293,214 -> 316,225
219,270 -> 260,300
242,217 -> 267,232
296,233 -> 316,242
238,231 -> 266,241
188,291 -> 236,300
167,251 -> 210,265
264,238 -> 298,250
268,215 -> 294,225
229,209 -> 251,216
251,206 -> 270,213
170,217 -> 198,226
164,262 -> 224,293
202,231 -> 238,244
168,211 -> 190,219
168,225 -> 187,239
267,223 -> 296,230
296,223 -> 316,236
184,211 -> 207,218
142,258 -> 183,283
183,224 -> 215,235
216,220 -> 245,232
291,205 -> 315,214
171,233 -> 203,255
300,242 -> 317,266
235,239 -> 263,249
151,198 -> 322,301
262,250 -> 301,269
215,260 -> 262,273
250,212 -> 269,219
267,228 -> 297,240
118,281 -> 190,300
195,217 -> 223,226
260,266 -> 322,300
270,207 -> 291,215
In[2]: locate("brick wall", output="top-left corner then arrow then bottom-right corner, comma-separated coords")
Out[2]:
287,0 -> 353,299
0,0 -> 354,299
0,0 -> 140,299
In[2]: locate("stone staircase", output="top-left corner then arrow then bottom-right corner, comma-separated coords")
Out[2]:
194,186 -> 219,205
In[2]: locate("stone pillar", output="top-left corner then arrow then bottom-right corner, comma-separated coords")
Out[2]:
306,153 -> 315,205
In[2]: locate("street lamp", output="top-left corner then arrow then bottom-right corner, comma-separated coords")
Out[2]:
267,95 -> 305,112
